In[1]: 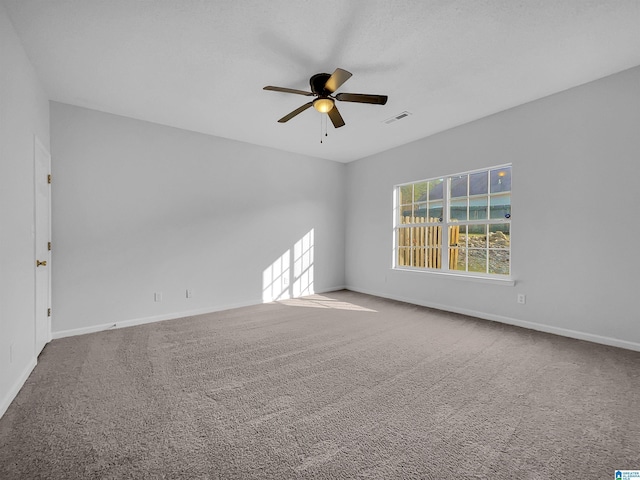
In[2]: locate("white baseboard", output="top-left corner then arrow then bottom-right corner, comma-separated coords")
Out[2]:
52,300 -> 260,339
52,286 -> 347,340
346,286 -> 640,353
319,285 -> 347,293
0,357 -> 37,419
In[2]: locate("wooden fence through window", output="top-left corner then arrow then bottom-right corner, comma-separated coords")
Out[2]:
397,216 -> 460,269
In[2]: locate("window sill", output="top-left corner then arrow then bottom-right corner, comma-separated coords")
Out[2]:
392,267 -> 515,286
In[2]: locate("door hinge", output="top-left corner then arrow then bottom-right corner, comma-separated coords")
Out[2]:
48,241 -> 51,251
47,308 -> 51,317
47,174 -> 51,184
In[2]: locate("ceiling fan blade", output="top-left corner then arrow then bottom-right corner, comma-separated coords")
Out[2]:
327,105 -> 345,128
264,86 -> 313,96
277,102 -> 314,123
336,93 -> 388,105
324,68 -> 352,93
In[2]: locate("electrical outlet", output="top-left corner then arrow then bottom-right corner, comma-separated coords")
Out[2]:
282,275 -> 289,286
186,289 -> 192,299
154,292 -> 162,302
517,294 -> 526,304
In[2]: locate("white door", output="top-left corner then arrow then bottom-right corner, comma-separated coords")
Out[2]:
34,137 -> 51,355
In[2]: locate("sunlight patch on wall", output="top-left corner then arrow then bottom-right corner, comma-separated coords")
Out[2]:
262,229 -> 314,303
262,250 -> 291,302
293,229 -> 314,298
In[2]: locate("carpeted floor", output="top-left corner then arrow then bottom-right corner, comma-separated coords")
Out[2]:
1,290 -> 639,479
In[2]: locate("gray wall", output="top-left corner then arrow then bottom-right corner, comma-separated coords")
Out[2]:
345,66 -> 640,349
0,3 -> 50,416
50,103 -> 346,334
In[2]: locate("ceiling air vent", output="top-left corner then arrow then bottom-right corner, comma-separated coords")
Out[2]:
383,111 -> 412,124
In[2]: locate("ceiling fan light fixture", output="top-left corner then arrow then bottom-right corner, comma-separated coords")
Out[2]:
313,98 -> 334,113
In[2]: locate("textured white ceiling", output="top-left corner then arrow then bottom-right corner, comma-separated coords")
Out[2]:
4,0 -> 640,162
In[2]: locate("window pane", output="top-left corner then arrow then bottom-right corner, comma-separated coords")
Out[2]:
451,248 -> 466,271
490,167 -> 511,193
469,196 -> 487,220
489,224 -> 510,248
449,224 -> 465,247
428,179 -> 444,200
468,224 -> 487,245
450,198 -> 467,221
459,225 -> 468,247
402,212 -> 424,224
425,225 -> 443,248
414,202 -> 427,221
426,248 -> 441,269
488,250 -> 510,275
399,205 -> 413,223
490,193 -> 511,219
414,226 -> 427,247
399,185 -> 413,205
468,249 -> 487,273
428,201 -> 443,220
450,175 -> 468,198
397,227 -> 411,247
398,247 -> 411,266
469,171 -> 488,195
415,247 -> 426,267
413,182 -> 428,202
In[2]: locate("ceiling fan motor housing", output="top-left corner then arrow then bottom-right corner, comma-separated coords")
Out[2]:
310,73 -> 332,96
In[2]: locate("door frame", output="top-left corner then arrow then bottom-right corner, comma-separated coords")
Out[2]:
34,135 -> 51,355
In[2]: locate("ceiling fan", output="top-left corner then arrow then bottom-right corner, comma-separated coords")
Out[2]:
264,68 -> 388,128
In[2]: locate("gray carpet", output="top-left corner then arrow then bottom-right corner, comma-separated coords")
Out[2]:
1,290 -> 639,479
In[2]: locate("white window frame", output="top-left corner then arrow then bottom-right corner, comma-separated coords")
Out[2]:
393,164 -> 512,282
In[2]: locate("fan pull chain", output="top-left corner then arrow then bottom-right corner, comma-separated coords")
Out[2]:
320,114 -> 329,144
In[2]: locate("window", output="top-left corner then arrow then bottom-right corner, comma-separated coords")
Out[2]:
394,165 -> 511,277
